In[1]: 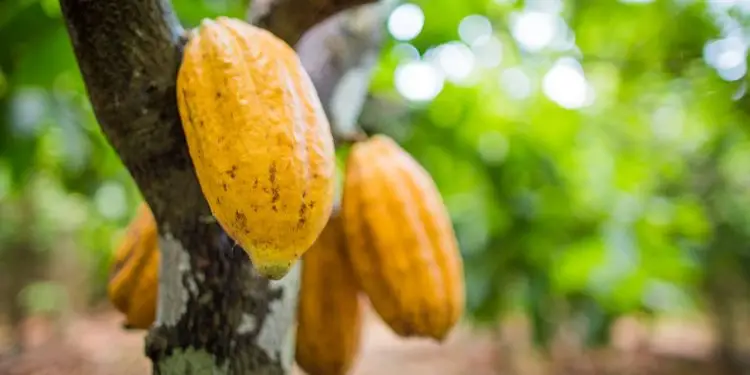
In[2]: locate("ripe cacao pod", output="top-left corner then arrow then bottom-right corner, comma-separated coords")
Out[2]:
107,203 -> 159,329
296,214 -> 362,375
341,135 -> 465,341
176,17 -> 336,281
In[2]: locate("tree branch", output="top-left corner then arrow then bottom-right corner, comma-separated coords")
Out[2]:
59,0 -> 200,222
295,3 -> 385,143
248,0 -> 378,46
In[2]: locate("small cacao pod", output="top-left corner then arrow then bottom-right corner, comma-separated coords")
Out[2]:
341,135 -> 465,341
176,17 -> 336,280
107,203 -> 159,329
296,214 -> 362,375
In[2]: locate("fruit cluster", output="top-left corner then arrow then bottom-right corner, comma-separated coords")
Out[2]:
105,16 -> 465,375
297,135 -> 465,375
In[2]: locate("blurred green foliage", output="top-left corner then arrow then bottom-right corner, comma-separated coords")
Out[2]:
1,0 -> 750,351
0,0 -> 248,308
361,0 -> 750,347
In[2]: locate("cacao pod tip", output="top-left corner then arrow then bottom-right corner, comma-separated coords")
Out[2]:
200,18 -> 216,29
215,16 -> 236,24
255,261 -> 294,281
430,330 -> 452,343
336,131 -> 369,146
370,133 -> 396,146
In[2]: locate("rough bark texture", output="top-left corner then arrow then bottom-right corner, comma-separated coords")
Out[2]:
59,0 -> 380,374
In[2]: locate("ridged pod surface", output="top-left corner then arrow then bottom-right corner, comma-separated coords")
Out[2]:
107,203 -> 159,329
176,17 -> 336,280
341,135 -> 465,341
295,214 -> 362,375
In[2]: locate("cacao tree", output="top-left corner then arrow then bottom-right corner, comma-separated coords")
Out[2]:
58,0 -> 382,373
6,1 -> 748,373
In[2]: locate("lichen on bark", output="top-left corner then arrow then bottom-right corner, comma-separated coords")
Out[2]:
155,232 -> 191,327
254,264 -> 301,373
156,348 -> 229,375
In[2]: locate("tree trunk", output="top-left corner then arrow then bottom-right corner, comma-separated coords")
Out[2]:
58,0 -> 381,373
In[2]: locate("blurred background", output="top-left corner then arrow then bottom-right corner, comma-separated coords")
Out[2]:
2,0 -> 750,374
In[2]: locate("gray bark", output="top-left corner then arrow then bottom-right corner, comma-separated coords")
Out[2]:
295,3 -> 387,142
58,0 -> 380,374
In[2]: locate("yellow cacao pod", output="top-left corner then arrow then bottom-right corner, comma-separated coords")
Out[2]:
107,203 -> 159,329
296,214 -> 362,375
176,17 -> 336,280
341,135 -> 465,341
